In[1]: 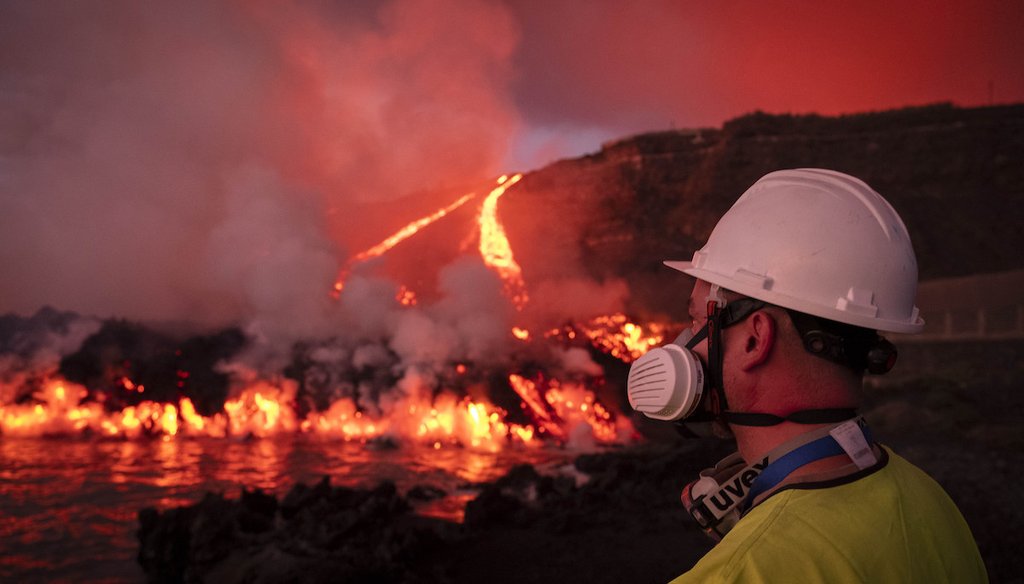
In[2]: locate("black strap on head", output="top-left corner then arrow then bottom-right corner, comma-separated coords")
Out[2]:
785,309 -> 897,375
723,408 -> 859,427
704,297 -> 766,418
701,296 -> 863,429
706,299 -> 726,415
719,298 -> 768,328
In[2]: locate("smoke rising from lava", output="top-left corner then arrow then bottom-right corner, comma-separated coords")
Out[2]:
5,0 -> 1022,335
0,0 -> 520,333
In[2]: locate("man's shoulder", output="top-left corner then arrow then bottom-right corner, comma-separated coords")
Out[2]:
670,449 -> 987,584
670,491 -> 814,583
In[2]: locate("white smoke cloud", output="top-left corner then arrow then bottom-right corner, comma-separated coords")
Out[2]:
203,165 -> 340,341
524,277 -> 630,325
0,311 -> 102,401
350,344 -> 391,371
387,257 -> 513,368
390,310 -> 461,368
0,0 -> 521,334
0,0 -> 641,425
553,346 -> 604,377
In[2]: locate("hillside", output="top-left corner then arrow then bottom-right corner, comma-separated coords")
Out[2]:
503,103 -> 1024,318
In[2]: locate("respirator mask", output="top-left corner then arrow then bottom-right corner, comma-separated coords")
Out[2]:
626,287 -> 883,541
626,290 -> 765,429
626,291 -> 887,428
625,326 -> 710,422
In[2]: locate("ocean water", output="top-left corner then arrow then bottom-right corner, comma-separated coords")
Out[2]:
0,436 -> 579,583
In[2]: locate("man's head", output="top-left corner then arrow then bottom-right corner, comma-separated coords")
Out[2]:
683,279 -> 884,423
667,168 -> 923,334
627,169 -> 922,428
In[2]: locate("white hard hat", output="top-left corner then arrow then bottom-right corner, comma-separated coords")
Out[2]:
666,169 -> 924,334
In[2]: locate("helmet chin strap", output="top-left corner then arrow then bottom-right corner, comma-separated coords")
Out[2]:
702,287 -> 857,428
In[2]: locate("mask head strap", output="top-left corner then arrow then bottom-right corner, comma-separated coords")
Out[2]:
706,294 -> 726,415
670,290 -> 867,431
702,288 -> 766,418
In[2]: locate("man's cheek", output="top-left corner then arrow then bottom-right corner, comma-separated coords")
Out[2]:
692,340 -> 709,361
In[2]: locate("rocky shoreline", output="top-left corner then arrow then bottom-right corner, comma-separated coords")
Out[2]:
138,341 -> 1024,583
136,429 -> 1022,583
137,438 -> 733,584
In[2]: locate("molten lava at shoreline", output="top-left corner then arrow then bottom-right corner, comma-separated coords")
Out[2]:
0,309 -> 671,450
1,171 -> 672,452
0,372 -> 633,450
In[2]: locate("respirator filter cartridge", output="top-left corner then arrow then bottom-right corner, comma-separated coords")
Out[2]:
627,339 -> 705,421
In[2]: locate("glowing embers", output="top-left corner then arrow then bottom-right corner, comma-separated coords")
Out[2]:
395,285 -> 418,306
117,376 -> 145,393
408,395 -> 534,450
507,374 -> 629,444
0,380 -> 100,436
300,389 -> 537,451
581,313 -> 669,362
223,382 -> 299,437
477,174 -> 527,309
547,313 -> 669,362
0,379 -> 207,439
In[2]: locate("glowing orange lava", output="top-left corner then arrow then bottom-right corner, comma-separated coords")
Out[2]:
508,374 -> 629,444
331,174 -> 527,310
0,373 -> 630,450
0,172 -> 661,452
333,192 -> 476,295
577,313 -> 668,362
478,174 -> 527,309
396,285 -> 418,306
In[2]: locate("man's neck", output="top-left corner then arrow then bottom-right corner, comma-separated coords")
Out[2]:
733,422 -> 858,477
725,332 -> 864,471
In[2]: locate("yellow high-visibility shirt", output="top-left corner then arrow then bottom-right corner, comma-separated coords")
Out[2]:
671,448 -> 987,583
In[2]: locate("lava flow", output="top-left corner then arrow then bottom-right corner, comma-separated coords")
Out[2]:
333,192 -> 476,296
0,172 -> 676,451
0,308 -> 669,448
0,368 -> 645,451
477,174 -> 527,309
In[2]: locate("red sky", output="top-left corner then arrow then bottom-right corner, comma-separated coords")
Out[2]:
0,0 -> 1021,323
504,0 -> 1024,167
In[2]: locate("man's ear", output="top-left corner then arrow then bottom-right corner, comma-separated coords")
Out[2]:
738,311 -> 776,371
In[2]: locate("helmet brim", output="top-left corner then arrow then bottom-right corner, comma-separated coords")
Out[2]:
663,260 -> 925,334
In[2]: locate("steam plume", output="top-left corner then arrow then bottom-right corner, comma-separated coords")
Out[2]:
0,0 -> 520,332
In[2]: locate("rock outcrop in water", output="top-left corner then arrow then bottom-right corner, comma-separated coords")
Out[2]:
136,438 -> 735,584
137,477 -> 458,584
136,340 -> 1024,583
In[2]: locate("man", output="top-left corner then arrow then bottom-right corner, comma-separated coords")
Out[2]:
626,169 -> 987,583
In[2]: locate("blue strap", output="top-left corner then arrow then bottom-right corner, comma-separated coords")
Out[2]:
740,425 -> 874,512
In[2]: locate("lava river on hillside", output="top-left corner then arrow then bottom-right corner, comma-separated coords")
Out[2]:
0,176 -> 672,452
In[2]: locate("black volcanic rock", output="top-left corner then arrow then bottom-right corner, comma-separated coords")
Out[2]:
57,321 -> 246,415
135,441 -> 727,584
502,103 -> 1024,319
137,478 -> 456,584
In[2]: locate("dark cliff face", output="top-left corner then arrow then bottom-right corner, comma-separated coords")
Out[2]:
502,103 -> 1024,318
